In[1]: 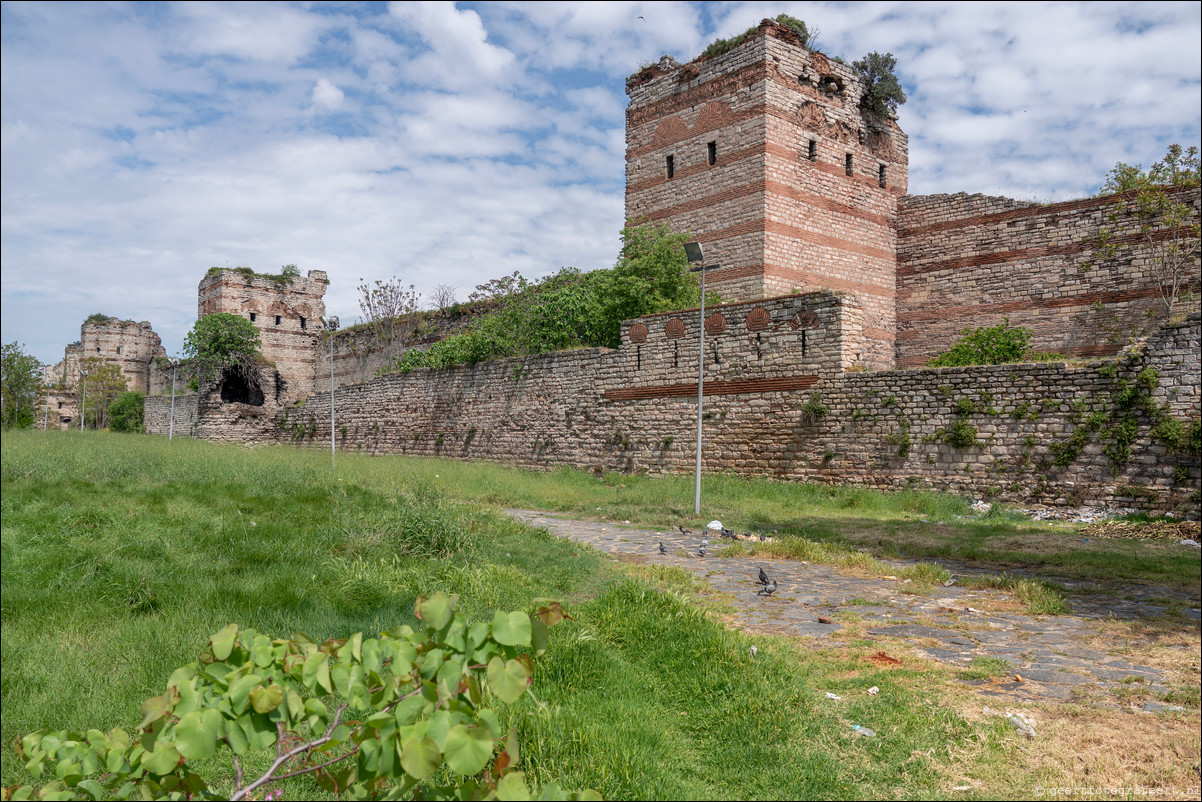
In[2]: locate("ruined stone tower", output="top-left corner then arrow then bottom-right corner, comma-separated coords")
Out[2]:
625,19 -> 908,368
197,269 -> 328,400
79,318 -> 167,393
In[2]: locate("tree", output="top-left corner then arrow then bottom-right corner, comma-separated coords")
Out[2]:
853,52 -> 907,118
1098,144 -> 1201,321
431,283 -> 458,314
1,341 -> 44,429
183,313 -> 263,385
108,390 -> 146,433
78,357 -> 128,429
356,276 -> 423,371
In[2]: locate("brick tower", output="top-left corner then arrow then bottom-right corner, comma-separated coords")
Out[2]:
197,268 -> 328,400
625,19 -> 908,368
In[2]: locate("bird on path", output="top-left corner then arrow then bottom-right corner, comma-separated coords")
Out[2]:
758,532 -> 766,542
658,541 -> 668,555
697,543 -> 708,557
677,525 -> 691,536
757,580 -> 777,596
756,567 -> 770,586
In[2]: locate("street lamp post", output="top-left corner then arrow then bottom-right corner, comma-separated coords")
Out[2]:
42,365 -> 49,430
168,358 -> 180,441
684,242 -> 719,516
320,315 -> 340,469
79,369 -> 88,431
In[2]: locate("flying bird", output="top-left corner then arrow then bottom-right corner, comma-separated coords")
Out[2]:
757,567 -> 770,586
757,581 -> 777,596
658,541 -> 668,555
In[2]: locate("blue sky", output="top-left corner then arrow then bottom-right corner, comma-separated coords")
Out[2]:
3,1 -> 1200,365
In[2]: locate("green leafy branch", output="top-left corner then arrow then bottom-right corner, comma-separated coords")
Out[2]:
7,594 -> 597,801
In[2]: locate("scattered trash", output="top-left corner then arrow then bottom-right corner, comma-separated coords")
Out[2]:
817,616 -> 833,624
943,578 -> 957,587
952,785 -> 973,792
1182,539 -> 1201,549
965,606 -> 982,614
1008,714 -> 1036,739
825,692 -> 842,701
623,520 -> 630,524
851,724 -> 876,737
707,520 -> 723,531
869,652 -> 902,666
1013,674 -> 1023,683
882,575 -> 899,581
867,686 -> 879,696
749,645 -> 758,659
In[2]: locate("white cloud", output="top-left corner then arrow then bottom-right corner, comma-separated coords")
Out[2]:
310,78 -> 346,113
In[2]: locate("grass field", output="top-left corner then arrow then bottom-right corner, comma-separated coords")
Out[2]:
2,431 -> 1198,799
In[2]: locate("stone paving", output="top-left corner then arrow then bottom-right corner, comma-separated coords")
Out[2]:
508,510 -> 1201,711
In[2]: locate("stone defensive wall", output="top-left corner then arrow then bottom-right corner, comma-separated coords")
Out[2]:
144,393 -> 199,439
148,292 -> 1200,515
896,186 -> 1202,367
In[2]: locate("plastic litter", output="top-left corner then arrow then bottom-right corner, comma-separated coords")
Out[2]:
1008,714 -> 1036,739
825,692 -> 842,701
749,645 -> 758,659
707,520 -> 723,531
851,725 -> 876,737
943,578 -> 957,587
867,686 -> 879,696
1181,539 -> 1201,549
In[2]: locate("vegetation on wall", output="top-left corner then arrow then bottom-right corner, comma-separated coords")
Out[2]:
1097,143 -> 1201,321
853,52 -> 907,118
205,264 -> 304,288
1,341 -> 44,429
702,14 -> 814,59
385,225 -> 712,375
926,318 -> 1036,367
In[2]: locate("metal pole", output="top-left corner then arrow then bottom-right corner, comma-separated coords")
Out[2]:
79,371 -> 87,431
169,363 -> 177,441
43,366 -> 48,430
329,331 -> 335,470
694,265 -> 706,516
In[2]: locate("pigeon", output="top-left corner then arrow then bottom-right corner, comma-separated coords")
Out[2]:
721,527 -> 737,539
658,541 -> 668,555
697,544 -> 708,557
758,532 -> 766,542
757,580 -> 777,596
756,567 -> 770,586
677,525 -> 691,536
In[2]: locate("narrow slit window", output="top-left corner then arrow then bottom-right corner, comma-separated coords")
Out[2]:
300,317 -> 306,330
808,139 -> 817,161
845,153 -> 853,176
116,346 -> 122,355
802,329 -> 807,356
707,141 -> 716,166
275,315 -> 282,326
878,164 -> 887,188
249,313 -> 257,323
674,341 -> 679,368
666,155 -> 675,179
636,345 -> 642,371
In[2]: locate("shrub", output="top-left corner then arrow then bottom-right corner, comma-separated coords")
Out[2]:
944,419 -> 977,448
108,391 -> 145,433
853,52 -> 907,117
927,318 -> 1033,367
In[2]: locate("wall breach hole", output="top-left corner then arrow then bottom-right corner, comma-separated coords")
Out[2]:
219,368 -> 265,406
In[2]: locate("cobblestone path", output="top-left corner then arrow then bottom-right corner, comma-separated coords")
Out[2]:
508,510 -> 1201,710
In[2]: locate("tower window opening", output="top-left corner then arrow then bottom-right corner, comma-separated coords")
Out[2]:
250,313 -> 257,323
878,164 -> 887,188
808,139 -> 817,161
666,155 -> 675,179
845,153 -> 853,176
637,345 -> 642,371
802,329 -> 807,356
275,315 -> 282,326
707,141 -> 716,166
300,317 -> 306,330
116,346 -> 122,355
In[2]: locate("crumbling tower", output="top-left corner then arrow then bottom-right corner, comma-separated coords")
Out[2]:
197,269 -> 328,400
625,19 -> 908,367
79,318 -> 167,393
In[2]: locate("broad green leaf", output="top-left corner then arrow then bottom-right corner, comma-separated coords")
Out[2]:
305,698 -> 329,732
417,592 -> 456,631
141,742 -> 180,776
225,674 -> 262,714
491,611 -> 531,647
530,616 -> 549,658
444,725 -> 494,776
426,710 -> 452,751
478,710 -> 501,739
209,624 -> 238,661
361,638 -> 382,675
249,684 -> 283,714
302,652 -> 332,694
496,771 -> 532,801
76,779 -> 106,800
487,657 -> 529,704
138,695 -> 170,731
399,737 -> 441,780
465,622 -> 490,654
535,601 -> 568,627
393,694 -> 426,727
174,709 -> 221,760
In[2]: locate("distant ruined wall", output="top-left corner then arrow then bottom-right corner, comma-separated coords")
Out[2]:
144,393 -> 199,438
195,295 -> 1199,515
896,186 -> 1202,367
79,319 -> 166,393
